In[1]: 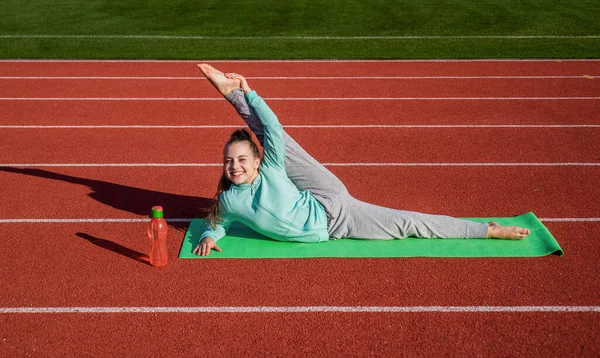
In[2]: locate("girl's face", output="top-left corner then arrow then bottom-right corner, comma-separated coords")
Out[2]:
223,141 -> 260,185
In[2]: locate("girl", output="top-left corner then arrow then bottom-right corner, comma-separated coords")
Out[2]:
193,64 -> 530,256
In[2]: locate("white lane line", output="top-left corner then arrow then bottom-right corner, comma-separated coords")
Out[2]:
1,162 -> 599,167
1,306 -> 599,314
2,34 -> 600,40
0,218 -> 190,223
1,218 -> 599,224
541,218 -> 600,222
2,162 -> 600,167
2,125 -> 599,129
325,162 -> 600,167
0,97 -> 598,101
0,75 -> 595,80
0,163 -> 220,167
0,97 -> 215,101
1,59 -> 599,63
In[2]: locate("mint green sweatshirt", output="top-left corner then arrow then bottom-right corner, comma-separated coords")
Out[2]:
201,91 -> 329,243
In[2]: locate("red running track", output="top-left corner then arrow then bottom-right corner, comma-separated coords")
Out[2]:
2,100 -> 600,126
1,166 -> 599,220
0,60 -> 599,356
2,77 -> 599,98
1,59 -> 599,77
2,127 -> 600,163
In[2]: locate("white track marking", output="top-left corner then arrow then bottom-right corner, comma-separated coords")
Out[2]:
0,306 -> 599,314
1,162 -> 599,167
1,218 -> 599,224
0,75 -> 595,80
1,125 -> 599,129
0,97 -> 216,101
2,34 -> 600,40
0,163 -> 220,167
1,97 -> 598,101
541,218 -> 600,222
0,218 -> 189,223
324,162 -> 600,167
1,59 -> 599,63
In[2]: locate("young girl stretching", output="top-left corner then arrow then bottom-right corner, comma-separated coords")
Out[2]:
193,64 -> 530,256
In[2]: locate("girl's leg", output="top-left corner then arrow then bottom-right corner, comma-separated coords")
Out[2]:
225,88 -> 266,145
225,88 -> 487,239
329,196 -> 490,240
201,65 -> 526,240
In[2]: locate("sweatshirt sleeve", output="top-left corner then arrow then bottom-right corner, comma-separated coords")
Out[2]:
200,205 -> 232,243
200,222 -> 227,243
245,91 -> 285,170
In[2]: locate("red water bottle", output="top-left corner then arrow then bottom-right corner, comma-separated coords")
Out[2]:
148,206 -> 168,266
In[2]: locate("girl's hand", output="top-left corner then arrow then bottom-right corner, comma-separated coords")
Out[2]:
225,73 -> 252,93
192,236 -> 222,256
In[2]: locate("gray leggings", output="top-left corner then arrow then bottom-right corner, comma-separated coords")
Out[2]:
225,89 -> 489,240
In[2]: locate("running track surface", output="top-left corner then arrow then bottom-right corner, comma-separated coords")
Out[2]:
0,60 -> 599,356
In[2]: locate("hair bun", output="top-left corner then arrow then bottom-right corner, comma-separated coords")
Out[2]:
230,128 -> 252,141
225,128 -> 261,159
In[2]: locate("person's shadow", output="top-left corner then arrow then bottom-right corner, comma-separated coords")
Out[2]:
1,167 -> 215,262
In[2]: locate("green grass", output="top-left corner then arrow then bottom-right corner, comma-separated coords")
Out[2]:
1,0 -> 599,59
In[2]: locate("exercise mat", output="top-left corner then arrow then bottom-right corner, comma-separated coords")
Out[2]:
179,212 -> 563,259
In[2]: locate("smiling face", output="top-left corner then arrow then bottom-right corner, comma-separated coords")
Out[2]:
223,141 -> 261,185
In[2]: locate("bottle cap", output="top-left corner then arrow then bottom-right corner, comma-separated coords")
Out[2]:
151,206 -> 164,218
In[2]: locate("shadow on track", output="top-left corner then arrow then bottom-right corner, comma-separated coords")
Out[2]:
0,167 -> 214,232
76,232 -> 151,265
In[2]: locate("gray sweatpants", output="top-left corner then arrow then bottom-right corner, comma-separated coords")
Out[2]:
225,89 -> 489,240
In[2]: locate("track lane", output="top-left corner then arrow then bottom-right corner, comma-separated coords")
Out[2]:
0,221 -> 597,307
1,77 -> 599,98
1,312 -> 599,356
2,100 -> 599,126
1,127 -> 599,164
1,166 -> 599,220
1,59 -> 599,77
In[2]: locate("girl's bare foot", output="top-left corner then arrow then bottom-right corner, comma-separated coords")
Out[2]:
487,222 -> 530,240
197,63 -> 241,96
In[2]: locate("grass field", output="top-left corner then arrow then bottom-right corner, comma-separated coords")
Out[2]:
1,0 -> 599,59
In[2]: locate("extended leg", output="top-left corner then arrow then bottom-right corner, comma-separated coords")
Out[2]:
198,64 -> 529,240
329,196 -> 490,240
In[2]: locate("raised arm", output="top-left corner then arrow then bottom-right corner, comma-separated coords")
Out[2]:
225,73 -> 285,170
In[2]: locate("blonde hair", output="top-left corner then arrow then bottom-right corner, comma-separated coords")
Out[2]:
205,129 -> 260,229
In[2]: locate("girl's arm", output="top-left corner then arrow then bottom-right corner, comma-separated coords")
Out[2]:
193,224 -> 224,256
193,217 -> 230,256
225,73 -> 285,170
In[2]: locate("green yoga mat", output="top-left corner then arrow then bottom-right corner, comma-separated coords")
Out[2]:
179,212 -> 563,259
